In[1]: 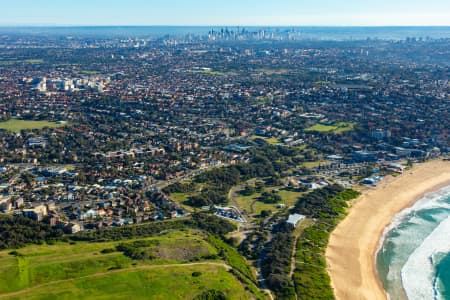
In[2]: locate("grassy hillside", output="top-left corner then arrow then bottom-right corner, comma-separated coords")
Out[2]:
0,229 -> 262,300
3,264 -> 246,300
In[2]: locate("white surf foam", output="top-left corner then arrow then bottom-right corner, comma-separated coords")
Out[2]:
401,215 -> 450,300
376,185 -> 450,299
378,185 -> 450,256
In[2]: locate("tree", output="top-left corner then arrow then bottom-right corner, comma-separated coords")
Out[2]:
194,290 -> 227,300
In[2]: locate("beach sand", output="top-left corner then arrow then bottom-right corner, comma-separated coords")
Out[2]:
326,160 -> 450,300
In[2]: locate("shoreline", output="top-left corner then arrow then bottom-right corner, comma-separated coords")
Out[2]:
326,159 -> 450,300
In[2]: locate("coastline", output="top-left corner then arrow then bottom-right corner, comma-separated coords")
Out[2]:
326,159 -> 450,300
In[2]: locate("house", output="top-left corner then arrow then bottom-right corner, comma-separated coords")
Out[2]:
22,204 -> 48,221
79,208 -> 98,220
14,198 -> 24,209
65,223 -> 82,234
0,199 -> 12,213
352,150 -> 377,162
27,137 -> 47,148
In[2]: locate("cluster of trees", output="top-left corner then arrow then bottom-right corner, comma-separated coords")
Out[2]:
238,230 -> 267,260
258,191 -> 282,204
207,234 -> 256,283
191,213 -> 236,237
0,215 -> 63,249
71,219 -> 188,242
162,182 -> 196,194
293,188 -> 360,299
72,214 -> 236,243
186,189 -> 227,207
194,290 -> 227,300
262,223 -> 296,300
240,184 -> 257,196
0,211 -> 237,254
115,240 -> 159,260
170,144 -> 304,208
292,184 -> 347,218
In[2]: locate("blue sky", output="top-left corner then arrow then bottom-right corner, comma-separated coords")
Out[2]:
1,0 -> 449,26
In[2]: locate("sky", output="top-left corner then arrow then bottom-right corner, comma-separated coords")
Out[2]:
1,0 -> 449,26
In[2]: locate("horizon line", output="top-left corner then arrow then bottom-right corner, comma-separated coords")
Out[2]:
1,24 -> 450,28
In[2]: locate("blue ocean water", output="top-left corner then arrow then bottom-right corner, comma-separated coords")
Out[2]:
0,26 -> 449,40
436,252 -> 450,299
377,185 -> 450,300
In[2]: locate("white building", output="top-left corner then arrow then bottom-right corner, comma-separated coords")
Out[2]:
287,214 -> 306,227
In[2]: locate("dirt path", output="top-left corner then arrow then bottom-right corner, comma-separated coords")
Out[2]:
289,220 -> 311,279
228,185 -> 241,208
0,262 -> 231,299
289,234 -> 300,279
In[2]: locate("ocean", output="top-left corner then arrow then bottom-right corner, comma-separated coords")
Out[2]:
0,26 -> 449,40
377,185 -> 450,300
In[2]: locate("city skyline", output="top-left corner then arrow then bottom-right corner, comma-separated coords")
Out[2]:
1,0 -> 450,27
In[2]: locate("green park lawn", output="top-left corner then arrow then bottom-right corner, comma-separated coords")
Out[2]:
3,264 -> 248,300
0,230 -> 259,300
249,135 -> 280,145
0,119 -> 67,133
299,160 -> 330,169
304,122 -> 355,134
234,186 -> 303,218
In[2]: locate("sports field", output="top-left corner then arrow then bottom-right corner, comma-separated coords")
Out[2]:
0,119 -> 66,133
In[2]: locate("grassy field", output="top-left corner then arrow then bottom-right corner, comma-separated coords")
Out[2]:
169,192 -> 192,203
0,230 -> 263,300
80,70 -> 98,75
3,264 -> 250,300
168,192 -> 198,212
233,187 -> 303,218
304,122 -> 355,134
201,69 -> 226,76
234,191 -> 267,215
0,119 -> 66,133
187,69 -> 227,76
277,189 -> 305,207
249,135 -> 280,145
299,160 -> 330,169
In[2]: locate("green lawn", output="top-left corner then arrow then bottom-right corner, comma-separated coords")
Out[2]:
23,59 -> 45,64
277,189 -> 304,207
80,70 -> 98,75
4,264 -> 251,300
201,70 -> 226,76
304,122 -> 355,134
234,191 -> 276,217
234,187 -> 303,218
299,160 -> 330,169
0,119 -> 67,133
249,135 -> 280,145
169,192 -> 192,203
188,69 -> 227,76
168,192 -> 197,212
0,230 -> 228,298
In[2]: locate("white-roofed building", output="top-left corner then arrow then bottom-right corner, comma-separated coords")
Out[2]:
287,214 -> 306,227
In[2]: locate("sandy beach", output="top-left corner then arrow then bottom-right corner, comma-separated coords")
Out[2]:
326,159 -> 450,300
